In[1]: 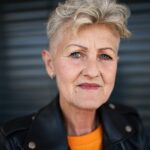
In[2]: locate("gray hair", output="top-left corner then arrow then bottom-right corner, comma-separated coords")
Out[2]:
47,0 -> 131,46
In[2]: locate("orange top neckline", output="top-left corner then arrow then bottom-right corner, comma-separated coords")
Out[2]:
67,127 -> 103,150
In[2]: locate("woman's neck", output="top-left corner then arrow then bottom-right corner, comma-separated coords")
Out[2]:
66,110 -> 97,136
60,100 -> 98,136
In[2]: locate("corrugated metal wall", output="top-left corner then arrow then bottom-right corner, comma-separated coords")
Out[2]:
0,0 -> 58,123
111,2 -> 150,137
0,0 -> 150,138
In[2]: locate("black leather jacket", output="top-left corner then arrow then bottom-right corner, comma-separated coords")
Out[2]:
0,96 -> 149,150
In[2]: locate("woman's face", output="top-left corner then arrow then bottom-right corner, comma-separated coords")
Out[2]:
43,24 -> 120,110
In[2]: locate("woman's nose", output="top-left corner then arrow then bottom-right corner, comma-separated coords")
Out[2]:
82,58 -> 100,78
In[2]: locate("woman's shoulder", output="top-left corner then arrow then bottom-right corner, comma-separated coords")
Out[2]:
1,114 -> 34,136
104,102 -> 139,117
100,102 -> 144,132
0,114 -> 35,149
100,102 -> 150,149
0,99 -> 60,150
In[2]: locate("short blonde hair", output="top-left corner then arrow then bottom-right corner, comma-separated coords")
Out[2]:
47,0 -> 131,45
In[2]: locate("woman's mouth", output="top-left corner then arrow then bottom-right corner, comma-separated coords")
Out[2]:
78,83 -> 100,90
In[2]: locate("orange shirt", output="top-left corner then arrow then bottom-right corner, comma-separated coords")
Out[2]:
67,127 -> 103,150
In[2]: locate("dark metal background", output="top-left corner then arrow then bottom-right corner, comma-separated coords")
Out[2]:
0,0 -> 150,138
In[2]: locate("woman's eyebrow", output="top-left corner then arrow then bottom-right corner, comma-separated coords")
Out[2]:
98,47 -> 116,53
64,44 -> 88,51
64,44 -> 116,53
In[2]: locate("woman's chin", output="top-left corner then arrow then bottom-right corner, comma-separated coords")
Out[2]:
72,95 -> 107,110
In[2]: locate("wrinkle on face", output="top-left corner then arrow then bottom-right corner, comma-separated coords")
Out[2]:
50,23 -> 120,111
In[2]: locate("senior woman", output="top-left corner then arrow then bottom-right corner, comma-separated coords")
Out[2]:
0,0 -> 149,150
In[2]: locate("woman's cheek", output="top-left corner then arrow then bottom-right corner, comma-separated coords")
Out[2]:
101,61 -> 117,70
100,62 -> 117,80
70,58 -> 83,65
55,58 -> 82,76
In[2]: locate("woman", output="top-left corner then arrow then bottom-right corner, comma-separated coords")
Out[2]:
0,0 -> 149,150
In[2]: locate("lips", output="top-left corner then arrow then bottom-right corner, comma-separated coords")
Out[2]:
78,83 -> 100,90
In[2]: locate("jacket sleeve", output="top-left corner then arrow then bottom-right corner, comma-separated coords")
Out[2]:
0,128 -> 17,150
0,129 -> 7,150
146,135 -> 150,150
141,127 -> 150,150
117,104 -> 150,150
135,113 -> 150,150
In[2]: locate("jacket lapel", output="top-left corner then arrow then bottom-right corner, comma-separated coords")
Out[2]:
23,96 -> 69,150
23,96 -> 135,150
99,103 -> 135,149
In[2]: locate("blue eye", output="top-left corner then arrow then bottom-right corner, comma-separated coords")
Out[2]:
70,52 -> 81,58
99,54 -> 112,60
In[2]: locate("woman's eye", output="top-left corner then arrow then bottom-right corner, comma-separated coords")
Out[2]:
69,52 -> 81,58
99,54 -> 112,60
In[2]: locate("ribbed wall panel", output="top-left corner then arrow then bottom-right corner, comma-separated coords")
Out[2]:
0,1 -> 150,139
111,2 -> 150,137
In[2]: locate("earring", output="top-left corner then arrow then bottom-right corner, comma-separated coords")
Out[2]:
50,73 -> 55,79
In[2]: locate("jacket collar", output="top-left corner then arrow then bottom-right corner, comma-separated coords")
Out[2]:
23,96 -> 134,150
24,96 -> 69,150
99,103 -> 134,148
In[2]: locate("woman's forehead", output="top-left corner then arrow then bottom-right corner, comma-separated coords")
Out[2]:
51,23 -> 120,56
64,24 -> 119,43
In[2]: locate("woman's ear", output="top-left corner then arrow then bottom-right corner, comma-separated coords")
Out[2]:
42,49 -> 55,78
